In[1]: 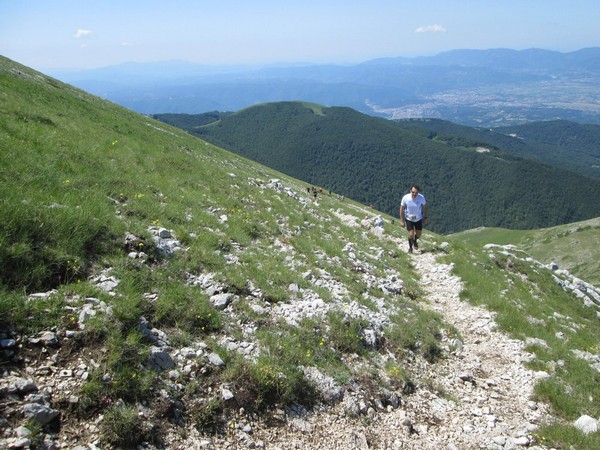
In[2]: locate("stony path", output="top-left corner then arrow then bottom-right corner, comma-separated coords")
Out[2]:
378,251 -> 552,449
224,250 -> 551,450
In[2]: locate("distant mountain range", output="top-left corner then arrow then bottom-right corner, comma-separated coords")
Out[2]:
51,48 -> 600,127
155,102 -> 600,234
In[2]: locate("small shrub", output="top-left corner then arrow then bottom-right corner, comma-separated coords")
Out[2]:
226,208 -> 266,243
23,420 -> 44,448
110,295 -> 145,330
100,404 -> 143,448
385,308 -> 444,363
152,282 -> 222,334
235,251 -> 301,304
384,360 -> 409,389
225,355 -> 315,411
327,311 -> 369,355
193,398 -> 224,433
168,329 -> 193,348
72,377 -> 108,418
98,330 -> 157,402
110,365 -> 156,403
255,319 -> 348,382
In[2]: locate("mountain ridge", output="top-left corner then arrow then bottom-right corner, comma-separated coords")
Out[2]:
394,118 -> 600,179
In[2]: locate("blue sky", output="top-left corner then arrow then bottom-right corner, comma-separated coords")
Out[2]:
1,0 -> 599,70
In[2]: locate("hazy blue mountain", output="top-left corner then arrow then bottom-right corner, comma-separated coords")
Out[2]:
50,48 -> 600,126
402,47 -> 600,71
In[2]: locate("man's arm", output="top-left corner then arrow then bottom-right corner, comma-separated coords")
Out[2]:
423,203 -> 429,224
399,205 -> 405,225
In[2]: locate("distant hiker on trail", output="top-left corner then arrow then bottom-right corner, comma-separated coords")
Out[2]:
400,184 -> 429,253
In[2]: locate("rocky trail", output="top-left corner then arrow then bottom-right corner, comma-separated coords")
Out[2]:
189,247 -> 552,450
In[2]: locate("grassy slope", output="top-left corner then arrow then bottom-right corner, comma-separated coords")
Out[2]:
0,55 -> 438,444
2,55 -> 600,449
443,232 -> 600,449
452,217 -> 600,287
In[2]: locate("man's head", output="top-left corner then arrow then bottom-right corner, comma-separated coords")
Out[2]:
410,184 -> 420,197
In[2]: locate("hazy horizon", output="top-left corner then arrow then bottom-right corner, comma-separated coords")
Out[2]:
37,46 -> 600,77
2,0 -> 599,72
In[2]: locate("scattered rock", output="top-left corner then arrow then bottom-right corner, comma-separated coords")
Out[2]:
150,226 -> 181,258
28,331 -> 59,347
210,293 -> 235,310
208,352 -> 225,367
222,388 -> 234,401
0,188 -> 566,449
147,346 -> 175,371
22,403 -> 59,425
574,414 -> 599,434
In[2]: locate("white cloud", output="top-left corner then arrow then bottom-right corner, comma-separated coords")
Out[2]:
415,24 -> 446,33
74,29 -> 92,39
121,42 -> 134,47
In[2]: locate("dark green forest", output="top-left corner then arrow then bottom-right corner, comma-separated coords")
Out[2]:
396,118 -> 600,180
154,103 -> 600,234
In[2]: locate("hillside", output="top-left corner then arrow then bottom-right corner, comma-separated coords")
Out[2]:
2,56 -> 600,449
394,118 -> 600,180
157,102 -> 600,234
452,217 -> 600,287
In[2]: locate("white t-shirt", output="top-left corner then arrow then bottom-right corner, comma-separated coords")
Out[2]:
401,193 -> 427,222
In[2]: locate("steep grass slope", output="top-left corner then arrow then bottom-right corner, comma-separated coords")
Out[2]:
0,55 -> 435,446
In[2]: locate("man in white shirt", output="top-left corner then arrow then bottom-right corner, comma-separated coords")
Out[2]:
399,184 -> 429,253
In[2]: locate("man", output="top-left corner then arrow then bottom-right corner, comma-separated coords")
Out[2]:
400,184 -> 429,253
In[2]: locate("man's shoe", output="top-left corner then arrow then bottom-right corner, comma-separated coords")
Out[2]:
408,246 -> 413,253
414,241 -> 418,250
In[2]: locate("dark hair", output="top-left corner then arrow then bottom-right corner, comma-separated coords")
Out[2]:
410,184 -> 420,192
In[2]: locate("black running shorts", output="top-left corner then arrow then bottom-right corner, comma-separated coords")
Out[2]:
405,219 -> 423,231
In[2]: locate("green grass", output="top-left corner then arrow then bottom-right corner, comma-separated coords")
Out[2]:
100,404 -> 146,448
452,218 -> 600,286
385,307 -> 447,363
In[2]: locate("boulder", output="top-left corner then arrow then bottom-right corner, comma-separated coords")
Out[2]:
574,415 -> 598,434
22,403 -> 59,425
147,346 -> 175,371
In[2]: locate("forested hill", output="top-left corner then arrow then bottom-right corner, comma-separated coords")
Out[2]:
155,102 -> 600,234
